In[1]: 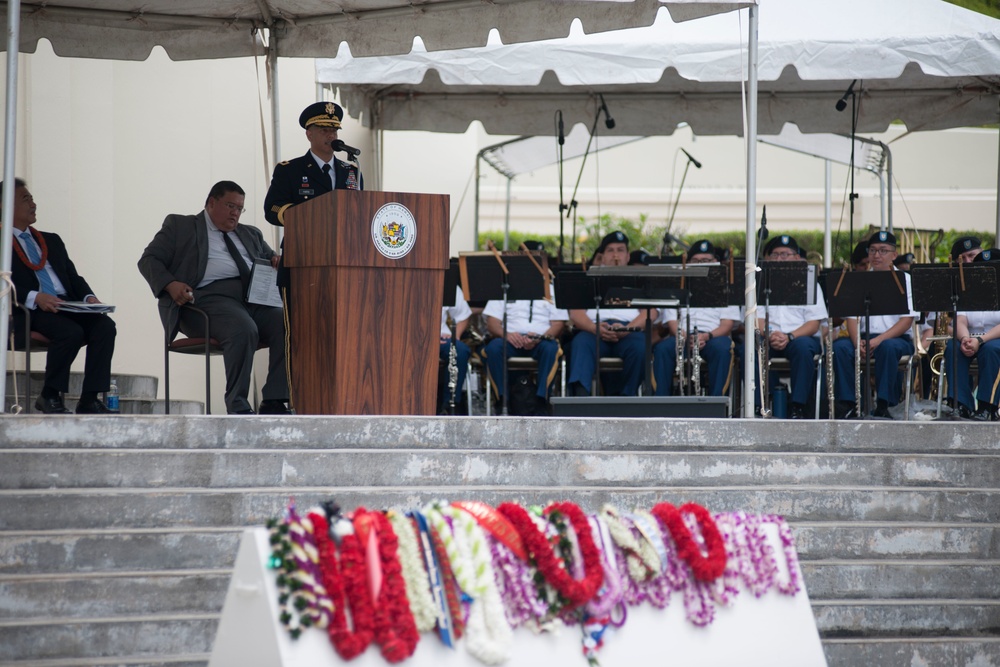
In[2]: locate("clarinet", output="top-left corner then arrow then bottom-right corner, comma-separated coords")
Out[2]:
447,321 -> 459,414
757,327 -> 772,417
676,326 -> 687,396
826,323 -> 836,419
855,323 -> 863,417
692,326 -> 702,396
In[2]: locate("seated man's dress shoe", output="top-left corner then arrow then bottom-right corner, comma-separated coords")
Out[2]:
35,395 -> 72,414
258,399 -> 293,415
75,398 -> 120,414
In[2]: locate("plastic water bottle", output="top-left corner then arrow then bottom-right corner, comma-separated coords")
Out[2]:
106,379 -> 120,411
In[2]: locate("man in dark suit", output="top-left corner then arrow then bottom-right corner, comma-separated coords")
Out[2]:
5,178 -> 118,414
263,101 -> 363,229
138,181 -> 291,415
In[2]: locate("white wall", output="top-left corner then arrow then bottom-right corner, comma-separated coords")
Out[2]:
2,44 -> 996,409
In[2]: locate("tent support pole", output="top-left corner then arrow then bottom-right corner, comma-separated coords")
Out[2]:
742,3 -> 759,419
996,122 -> 999,244
824,160 -> 832,268
269,31 -> 283,248
474,153 -> 481,249
0,0 -> 21,412
503,176 -> 512,250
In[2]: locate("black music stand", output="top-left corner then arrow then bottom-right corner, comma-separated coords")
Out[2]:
911,263 -> 998,419
460,252 -> 549,415
572,265 -> 707,396
755,262 -> 814,414
825,270 -> 910,418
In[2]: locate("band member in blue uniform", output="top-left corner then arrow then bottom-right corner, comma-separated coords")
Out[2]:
833,231 -> 917,419
566,231 -> 656,397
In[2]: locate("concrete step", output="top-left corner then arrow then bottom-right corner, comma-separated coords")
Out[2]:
1,488 -> 996,531
4,523 -> 995,578
4,397 -> 204,416
0,530 -> 241,576
3,450 -> 997,490
792,522 -> 1000,560
0,572 -> 229,620
5,372 -> 158,400
4,562 -> 997,621
0,616 -> 215,664
823,638 -> 1000,666
2,417 -> 1000,454
813,600 -> 1000,637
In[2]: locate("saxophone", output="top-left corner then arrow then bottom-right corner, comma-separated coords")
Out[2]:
927,312 -> 951,401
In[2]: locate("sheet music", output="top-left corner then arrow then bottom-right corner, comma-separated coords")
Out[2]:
56,301 -> 116,314
247,259 -> 283,308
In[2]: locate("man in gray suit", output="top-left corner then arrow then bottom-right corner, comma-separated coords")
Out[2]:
138,181 -> 291,415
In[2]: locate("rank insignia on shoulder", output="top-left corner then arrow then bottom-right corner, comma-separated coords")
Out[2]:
279,160 -> 289,166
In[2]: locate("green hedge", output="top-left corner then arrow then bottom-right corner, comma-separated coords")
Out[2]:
478,214 -> 995,265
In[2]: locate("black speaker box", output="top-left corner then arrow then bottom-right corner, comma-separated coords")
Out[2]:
550,396 -> 730,418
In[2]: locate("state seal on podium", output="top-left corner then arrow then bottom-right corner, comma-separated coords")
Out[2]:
371,202 -> 417,259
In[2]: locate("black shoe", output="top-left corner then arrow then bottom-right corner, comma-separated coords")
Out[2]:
871,403 -> 893,419
35,394 -> 72,414
75,397 -> 120,414
835,400 -> 857,420
258,399 -> 293,415
789,403 -> 807,420
232,408 -> 256,415
971,404 -> 998,422
956,403 -> 977,420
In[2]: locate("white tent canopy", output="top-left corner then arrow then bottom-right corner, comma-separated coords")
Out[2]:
319,0 -> 1000,137
0,0 -> 762,414
1,0 -> 755,60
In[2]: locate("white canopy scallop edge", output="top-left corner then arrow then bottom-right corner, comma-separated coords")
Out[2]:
318,0 -> 1000,136
0,0 -> 755,60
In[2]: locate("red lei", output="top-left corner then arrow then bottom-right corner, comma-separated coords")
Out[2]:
309,511 -> 376,660
650,502 -> 726,582
364,510 -> 420,663
13,227 -> 48,271
498,501 -> 604,610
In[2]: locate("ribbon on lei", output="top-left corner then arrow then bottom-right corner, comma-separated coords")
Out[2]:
353,510 -> 384,603
411,510 -> 461,647
650,502 -> 726,582
452,500 -> 528,561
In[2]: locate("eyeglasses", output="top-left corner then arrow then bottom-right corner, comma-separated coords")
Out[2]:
769,251 -> 798,259
222,202 -> 246,214
868,246 -> 894,256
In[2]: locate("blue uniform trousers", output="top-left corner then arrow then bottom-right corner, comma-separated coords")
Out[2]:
567,325 -> 645,396
833,335 -> 913,405
482,337 -> 561,399
945,339 -> 1000,409
753,336 -> 822,407
652,335 -> 733,397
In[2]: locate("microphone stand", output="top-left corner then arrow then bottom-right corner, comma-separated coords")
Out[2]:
556,111 -> 567,263
664,150 -> 700,244
566,102 -> 606,263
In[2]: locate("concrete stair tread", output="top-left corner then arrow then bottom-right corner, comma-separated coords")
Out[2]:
5,372 -> 158,400
4,450 -> 999,490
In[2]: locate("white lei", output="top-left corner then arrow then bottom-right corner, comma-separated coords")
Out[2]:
387,510 -> 438,632
426,502 -> 515,665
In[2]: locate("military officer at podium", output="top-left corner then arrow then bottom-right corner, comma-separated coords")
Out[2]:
651,240 -> 739,398
263,101 -> 363,229
566,231 -> 655,397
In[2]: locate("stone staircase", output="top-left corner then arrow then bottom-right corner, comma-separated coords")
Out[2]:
0,417 -> 997,666
4,371 -> 203,414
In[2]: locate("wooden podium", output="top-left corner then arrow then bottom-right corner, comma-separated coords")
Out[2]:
283,190 -> 449,415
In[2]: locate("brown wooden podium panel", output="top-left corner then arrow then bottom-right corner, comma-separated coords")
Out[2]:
284,190 -> 448,415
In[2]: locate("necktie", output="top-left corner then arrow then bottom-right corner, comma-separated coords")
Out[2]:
222,231 -> 251,295
322,162 -> 335,187
19,231 -> 57,295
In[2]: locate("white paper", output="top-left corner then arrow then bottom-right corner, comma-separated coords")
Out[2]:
56,301 -> 116,314
247,259 -> 284,308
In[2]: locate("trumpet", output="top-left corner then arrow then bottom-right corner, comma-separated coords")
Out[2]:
692,326 -> 702,396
